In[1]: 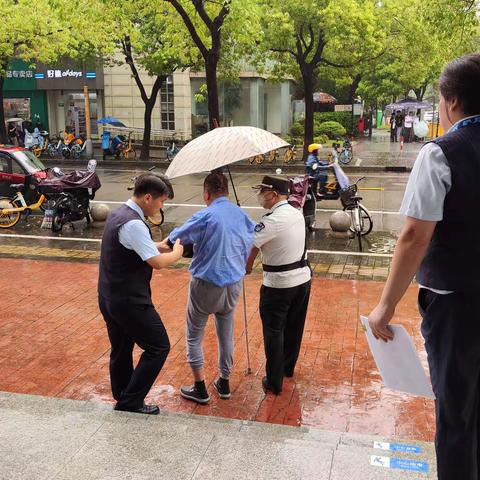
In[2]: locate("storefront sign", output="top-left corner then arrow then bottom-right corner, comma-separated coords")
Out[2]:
47,69 -> 83,79
35,60 -> 103,90
3,59 -> 36,91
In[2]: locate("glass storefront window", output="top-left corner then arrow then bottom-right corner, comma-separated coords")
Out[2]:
64,92 -> 98,137
3,98 -> 30,121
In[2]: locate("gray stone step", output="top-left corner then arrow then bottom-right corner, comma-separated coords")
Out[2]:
0,391 -> 437,479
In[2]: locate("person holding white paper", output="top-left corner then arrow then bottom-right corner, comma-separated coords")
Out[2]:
368,54 -> 480,480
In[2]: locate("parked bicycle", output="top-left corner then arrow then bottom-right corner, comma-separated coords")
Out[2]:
340,177 -> 373,251
166,134 -> 180,162
127,166 -> 165,226
0,181 -> 49,228
120,132 -> 136,160
283,142 -> 297,164
332,137 -> 353,165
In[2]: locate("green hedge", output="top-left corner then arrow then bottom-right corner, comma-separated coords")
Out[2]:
314,134 -> 329,145
291,111 -> 354,140
314,111 -> 353,133
316,121 -> 346,139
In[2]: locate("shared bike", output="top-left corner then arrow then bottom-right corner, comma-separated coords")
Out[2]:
340,177 -> 373,251
0,183 -> 49,228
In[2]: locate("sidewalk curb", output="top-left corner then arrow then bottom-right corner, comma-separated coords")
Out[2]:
40,158 -> 412,174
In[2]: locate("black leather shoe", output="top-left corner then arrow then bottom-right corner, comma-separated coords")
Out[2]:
114,403 -> 160,415
262,376 -> 281,395
180,384 -> 210,404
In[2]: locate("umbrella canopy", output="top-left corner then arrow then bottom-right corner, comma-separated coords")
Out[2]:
97,117 -> 127,128
165,126 -> 289,179
386,98 -> 432,111
313,92 -> 337,104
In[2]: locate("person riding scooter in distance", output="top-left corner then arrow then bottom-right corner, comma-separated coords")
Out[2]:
305,143 -> 333,199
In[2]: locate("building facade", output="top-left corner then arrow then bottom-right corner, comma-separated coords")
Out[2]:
4,58 -> 294,142
3,59 -> 104,138
103,61 -> 293,140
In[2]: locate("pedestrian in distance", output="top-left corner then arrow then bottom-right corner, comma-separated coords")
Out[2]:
160,172 -> 255,404
389,113 -> 397,142
394,110 -> 404,142
246,176 -> 312,395
368,53 -> 480,480
98,173 -> 183,415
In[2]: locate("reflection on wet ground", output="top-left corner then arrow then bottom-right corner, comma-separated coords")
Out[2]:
0,258 -> 434,441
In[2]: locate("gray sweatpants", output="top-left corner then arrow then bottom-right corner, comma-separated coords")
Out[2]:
186,277 -> 243,379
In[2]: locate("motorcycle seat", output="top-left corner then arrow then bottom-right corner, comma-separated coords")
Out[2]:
10,184 -> 24,192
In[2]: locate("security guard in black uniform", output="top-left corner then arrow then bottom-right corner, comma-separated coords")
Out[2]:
246,176 -> 311,394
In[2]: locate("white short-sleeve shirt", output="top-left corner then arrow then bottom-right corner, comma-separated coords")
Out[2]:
400,142 -> 452,294
254,200 -> 311,288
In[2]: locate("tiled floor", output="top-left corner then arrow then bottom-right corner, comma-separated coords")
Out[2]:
0,257 -> 435,441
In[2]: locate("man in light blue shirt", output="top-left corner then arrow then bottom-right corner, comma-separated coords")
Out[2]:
160,172 -> 255,404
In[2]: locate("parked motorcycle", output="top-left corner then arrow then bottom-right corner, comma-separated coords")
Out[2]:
38,159 -> 100,232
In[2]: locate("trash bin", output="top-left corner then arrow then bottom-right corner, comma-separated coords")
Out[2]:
101,131 -> 111,150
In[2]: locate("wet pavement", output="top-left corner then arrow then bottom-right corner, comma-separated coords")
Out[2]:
0,141 -> 440,477
41,129 -> 423,172
0,257 -> 434,443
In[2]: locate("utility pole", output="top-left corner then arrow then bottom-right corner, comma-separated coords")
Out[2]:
83,85 -> 93,157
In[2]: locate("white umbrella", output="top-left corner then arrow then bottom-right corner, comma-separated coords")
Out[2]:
165,126 -> 289,179
165,126 -> 289,374
6,117 -> 24,123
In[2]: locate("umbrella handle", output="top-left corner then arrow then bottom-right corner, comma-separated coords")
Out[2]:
226,166 -> 240,207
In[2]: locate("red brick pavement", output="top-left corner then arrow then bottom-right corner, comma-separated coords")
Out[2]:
0,258 -> 435,441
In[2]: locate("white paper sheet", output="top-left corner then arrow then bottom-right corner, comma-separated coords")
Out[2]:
360,315 -> 435,399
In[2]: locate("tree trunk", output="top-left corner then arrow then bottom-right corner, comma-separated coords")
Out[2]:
205,55 -> 220,129
140,99 -> 155,160
302,67 -> 314,161
347,74 -> 362,104
0,76 -> 7,144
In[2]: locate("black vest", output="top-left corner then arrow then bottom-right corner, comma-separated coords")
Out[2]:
417,123 -> 480,291
98,204 -> 153,305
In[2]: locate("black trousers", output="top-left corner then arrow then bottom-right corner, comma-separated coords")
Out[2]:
260,280 -> 311,392
419,288 -> 480,480
99,296 -> 170,410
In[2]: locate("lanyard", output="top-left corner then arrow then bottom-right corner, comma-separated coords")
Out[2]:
450,115 -> 480,132
264,201 -> 289,217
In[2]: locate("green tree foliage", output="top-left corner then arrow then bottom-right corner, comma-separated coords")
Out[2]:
104,0 -> 199,159
0,0 -> 119,142
259,0 -> 381,158
358,0 -> 480,104
0,0 -> 68,141
164,0 -> 261,129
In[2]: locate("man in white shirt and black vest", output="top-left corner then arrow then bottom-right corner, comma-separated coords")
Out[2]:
368,54 -> 480,480
98,174 -> 183,415
246,175 -> 311,395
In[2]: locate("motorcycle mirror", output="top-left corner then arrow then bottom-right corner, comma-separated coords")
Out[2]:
87,159 -> 97,172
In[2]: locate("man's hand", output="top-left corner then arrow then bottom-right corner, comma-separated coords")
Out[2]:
172,238 -> 183,258
368,302 -> 395,342
157,238 -> 172,253
246,247 -> 259,275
